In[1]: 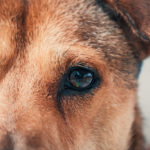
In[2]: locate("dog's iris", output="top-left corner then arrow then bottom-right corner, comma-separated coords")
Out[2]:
61,66 -> 100,95
69,68 -> 94,90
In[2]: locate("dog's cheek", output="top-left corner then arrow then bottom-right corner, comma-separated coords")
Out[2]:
91,88 -> 136,150
56,75 -> 137,150
71,90 -> 135,150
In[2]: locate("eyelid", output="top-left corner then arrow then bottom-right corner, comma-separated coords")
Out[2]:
56,65 -> 102,116
68,65 -> 95,74
67,62 -> 98,73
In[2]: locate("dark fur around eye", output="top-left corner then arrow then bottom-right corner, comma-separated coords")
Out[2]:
57,65 -> 101,97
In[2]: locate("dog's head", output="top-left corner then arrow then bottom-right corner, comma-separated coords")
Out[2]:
0,0 -> 149,150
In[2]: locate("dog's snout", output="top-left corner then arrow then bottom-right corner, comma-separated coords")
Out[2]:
0,134 -> 14,150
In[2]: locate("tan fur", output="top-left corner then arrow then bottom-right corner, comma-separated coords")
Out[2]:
0,0 -> 149,150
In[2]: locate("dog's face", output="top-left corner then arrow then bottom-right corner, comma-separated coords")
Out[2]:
0,0 -> 149,150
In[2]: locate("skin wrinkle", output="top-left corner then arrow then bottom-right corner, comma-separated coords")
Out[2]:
0,0 -> 149,150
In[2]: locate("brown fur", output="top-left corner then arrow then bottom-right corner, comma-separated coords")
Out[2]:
0,0 -> 149,150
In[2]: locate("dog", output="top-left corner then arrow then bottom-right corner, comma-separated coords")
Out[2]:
0,0 -> 149,149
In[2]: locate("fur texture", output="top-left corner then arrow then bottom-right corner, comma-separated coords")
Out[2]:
0,0 -> 149,150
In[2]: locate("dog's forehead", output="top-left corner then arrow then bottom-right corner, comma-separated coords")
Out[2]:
0,0 -> 140,84
25,0 -> 127,55
0,0 -> 127,55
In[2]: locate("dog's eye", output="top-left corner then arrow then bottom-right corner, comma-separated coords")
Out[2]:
65,67 -> 97,91
69,69 -> 93,89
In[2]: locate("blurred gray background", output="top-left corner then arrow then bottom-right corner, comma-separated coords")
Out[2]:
138,57 -> 150,145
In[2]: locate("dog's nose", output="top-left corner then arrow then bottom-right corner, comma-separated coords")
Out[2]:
0,134 -> 14,150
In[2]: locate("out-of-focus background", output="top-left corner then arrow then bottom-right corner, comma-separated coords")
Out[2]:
138,57 -> 150,145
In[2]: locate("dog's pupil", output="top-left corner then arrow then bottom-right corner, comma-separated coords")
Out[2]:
69,69 -> 93,89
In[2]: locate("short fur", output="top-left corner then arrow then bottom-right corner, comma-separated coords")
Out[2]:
0,0 -> 149,150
